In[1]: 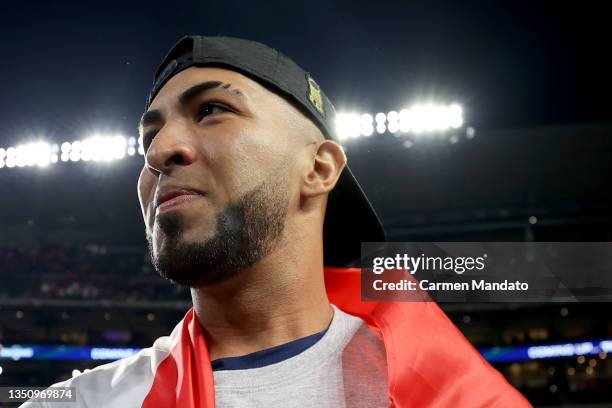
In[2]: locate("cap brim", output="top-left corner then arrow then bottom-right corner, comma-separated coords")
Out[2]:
323,164 -> 386,267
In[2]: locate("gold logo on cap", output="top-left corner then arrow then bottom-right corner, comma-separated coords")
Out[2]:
307,75 -> 324,115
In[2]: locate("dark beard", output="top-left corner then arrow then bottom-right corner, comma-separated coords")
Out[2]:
147,178 -> 289,288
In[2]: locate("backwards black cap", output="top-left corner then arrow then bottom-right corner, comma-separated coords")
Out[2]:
147,35 -> 385,267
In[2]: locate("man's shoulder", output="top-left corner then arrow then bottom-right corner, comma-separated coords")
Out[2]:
23,322 -> 183,408
64,333 -> 173,384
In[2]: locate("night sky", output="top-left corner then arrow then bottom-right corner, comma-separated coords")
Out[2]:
1,0 -> 610,148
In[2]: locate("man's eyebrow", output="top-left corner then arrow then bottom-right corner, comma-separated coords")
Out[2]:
179,81 -> 246,106
139,109 -> 163,131
139,81 -> 247,130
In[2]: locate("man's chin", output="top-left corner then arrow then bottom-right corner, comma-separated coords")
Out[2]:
151,241 -> 242,288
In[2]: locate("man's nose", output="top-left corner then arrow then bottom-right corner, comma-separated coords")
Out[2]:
144,120 -> 197,175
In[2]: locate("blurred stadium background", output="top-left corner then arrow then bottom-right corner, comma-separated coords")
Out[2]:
1,117 -> 611,407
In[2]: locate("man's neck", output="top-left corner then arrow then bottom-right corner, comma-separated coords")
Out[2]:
190,247 -> 332,361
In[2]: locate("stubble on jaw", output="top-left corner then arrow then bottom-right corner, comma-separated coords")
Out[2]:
147,176 -> 290,288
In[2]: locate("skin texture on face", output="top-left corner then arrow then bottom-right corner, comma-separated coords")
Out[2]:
137,66 -> 333,288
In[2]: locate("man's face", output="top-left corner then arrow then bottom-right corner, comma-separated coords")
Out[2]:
138,67 -> 303,287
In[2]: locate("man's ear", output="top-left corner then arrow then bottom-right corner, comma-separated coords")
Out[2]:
301,140 -> 346,198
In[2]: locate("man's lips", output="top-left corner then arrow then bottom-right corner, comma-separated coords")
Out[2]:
154,187 -> 204,213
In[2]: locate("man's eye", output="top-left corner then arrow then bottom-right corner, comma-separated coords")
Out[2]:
196,103 -> 229,122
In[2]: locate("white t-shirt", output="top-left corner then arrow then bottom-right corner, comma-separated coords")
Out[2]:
213,305 -> 389,407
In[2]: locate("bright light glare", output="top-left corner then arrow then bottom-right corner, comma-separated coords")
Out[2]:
360,114 -> 374,137
335,113 -> 361,141
336,103 -> 464,141
0,104 -> 467,171
70,151 -> 81,162
7,142 -> 53,167
42,134 -> 129,164
80,134 -> 127,162
401,104 -> 463,134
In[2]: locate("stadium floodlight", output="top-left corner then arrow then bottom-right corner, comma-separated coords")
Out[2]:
375,112 -> 387,134
4,147 -> 16,168
403,103 -> 464,134
335,113 -> 362,141
71,140 -> 82,153
16,145 -> 27,167
387,111 -> 400,134
33,142 -> 52,167
0,103 -> 467,171
80,134 -> 127,162
137,135 -> 145,155
5,147 -> 16,168
335,103 -> 465,142
8,142 -> 53,168
70,151 -> 81,162
360,114 -> 374,137
448,104 -> 464,128
399,109 -> 412,133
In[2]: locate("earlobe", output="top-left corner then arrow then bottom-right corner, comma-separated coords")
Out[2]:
301,141 -> 346,198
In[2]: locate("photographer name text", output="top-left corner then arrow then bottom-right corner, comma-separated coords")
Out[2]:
372,279 -> 529,291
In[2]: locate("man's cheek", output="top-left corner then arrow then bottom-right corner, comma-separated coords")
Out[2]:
137,170 -> 155,220
149,222 -> 165,257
